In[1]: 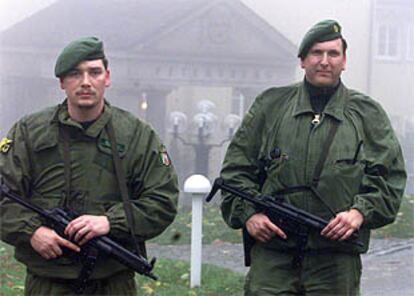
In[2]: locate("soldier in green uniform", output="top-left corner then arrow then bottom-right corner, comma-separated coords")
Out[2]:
0,37 -> 179,295
220,20 -> 406,295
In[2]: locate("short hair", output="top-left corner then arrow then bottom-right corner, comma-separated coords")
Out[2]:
102,57 -> 109,70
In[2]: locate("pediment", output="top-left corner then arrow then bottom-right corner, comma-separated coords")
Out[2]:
134,1 -> 296,63
1,0 -> 296,65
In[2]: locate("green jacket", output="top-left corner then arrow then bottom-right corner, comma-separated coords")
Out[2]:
221,82 -> 406,254
0,101 -> 179,279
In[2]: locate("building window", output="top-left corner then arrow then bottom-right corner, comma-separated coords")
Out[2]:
375,23 -> 401,60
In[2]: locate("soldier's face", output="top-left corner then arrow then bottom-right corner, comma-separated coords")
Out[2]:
301,38 -> 346,87
60,59 -> 110,111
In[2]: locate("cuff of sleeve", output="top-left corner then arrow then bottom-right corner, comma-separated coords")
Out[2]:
19,215 -> 43,244
239,203 -> 257,225
352,196 -> 372,226
106,206 -> 130,240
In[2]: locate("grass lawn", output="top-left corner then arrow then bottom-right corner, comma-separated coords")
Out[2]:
148,203 -> 243,245
150,195 -> 414,245
0,242 -> 25,296
1,195 -> 412,295
0,242 -> 244,296
137,258 -> 244,296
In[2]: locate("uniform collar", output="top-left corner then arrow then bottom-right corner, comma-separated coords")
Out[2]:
293,81 -> 347,122
54,99 -> 112,138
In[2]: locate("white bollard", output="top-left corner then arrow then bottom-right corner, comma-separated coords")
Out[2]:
183,174 -> 211,288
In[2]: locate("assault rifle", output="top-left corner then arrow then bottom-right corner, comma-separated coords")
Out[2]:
206,178 -> 363,266
0,182 -> 157,290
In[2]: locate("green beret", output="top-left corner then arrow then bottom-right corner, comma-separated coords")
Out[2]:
298,20 -> 344,58
54,37 -> 105,77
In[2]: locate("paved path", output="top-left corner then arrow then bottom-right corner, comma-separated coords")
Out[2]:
148,238 -> 414,295
360,239 -> 414,296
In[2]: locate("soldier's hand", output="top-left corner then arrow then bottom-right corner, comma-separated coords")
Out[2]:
64,215 -> 110,245
246,213 -> 287,242
30,226 -> 80,260
321,209 -> 364,241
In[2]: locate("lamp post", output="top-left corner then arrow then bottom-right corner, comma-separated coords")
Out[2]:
170,100 -> 241,176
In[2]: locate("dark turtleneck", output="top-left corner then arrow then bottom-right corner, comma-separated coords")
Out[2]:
80,119 -> 96,130
304,78 -> 340,113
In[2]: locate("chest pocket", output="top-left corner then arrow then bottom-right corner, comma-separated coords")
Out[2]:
256,111 -> 293,195
320,159 -> 364,212
31,133 -> 62,187
32,144 -> 61,175
316,137 -> 365,214
93,137 -> 132,205
94,137 -> 126,173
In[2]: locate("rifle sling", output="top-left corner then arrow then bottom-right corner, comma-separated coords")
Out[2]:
312,119 -> 340,186
243,119 -> 340,267
59,119 -> 145,292
61,126 -> 72,210
61,120 -> 144,256
106,120 -> 145,257
274,119 -> 340,217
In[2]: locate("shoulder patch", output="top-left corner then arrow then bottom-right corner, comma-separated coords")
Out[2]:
0,138 -> 13,154
241,111 -> 254,127
159,145 -> 171,166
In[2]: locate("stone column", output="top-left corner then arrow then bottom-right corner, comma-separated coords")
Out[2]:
234,87 -> 262,114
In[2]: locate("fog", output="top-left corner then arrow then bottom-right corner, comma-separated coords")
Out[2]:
0,2 -> 413,294
0,0 -> 413,193
0,0 -> 414,192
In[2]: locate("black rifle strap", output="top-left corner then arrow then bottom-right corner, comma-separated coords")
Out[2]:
106,120 -> 143,256
308,119 -> 340,216
312,119 -> 340,186
242,121 -> 340,267
61,126 -> 72,209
